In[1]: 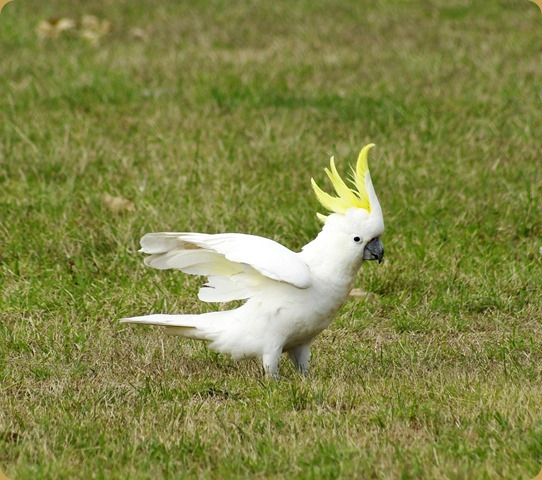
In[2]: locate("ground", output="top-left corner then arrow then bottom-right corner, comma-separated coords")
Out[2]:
1,0 -> 541,478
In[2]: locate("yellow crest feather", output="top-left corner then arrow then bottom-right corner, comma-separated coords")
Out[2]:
311,144 -> 375,220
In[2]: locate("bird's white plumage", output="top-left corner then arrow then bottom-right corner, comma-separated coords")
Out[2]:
122,146 -> 385,377
141,232 -> 312,289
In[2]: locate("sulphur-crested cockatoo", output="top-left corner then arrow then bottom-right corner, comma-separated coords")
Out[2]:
122,144 -> 384,377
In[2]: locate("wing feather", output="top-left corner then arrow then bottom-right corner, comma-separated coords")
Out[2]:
198,275 -> 255,302
139,232 -> 312,301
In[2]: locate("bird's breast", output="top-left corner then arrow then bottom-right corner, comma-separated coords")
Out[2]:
273,279 -> 353,349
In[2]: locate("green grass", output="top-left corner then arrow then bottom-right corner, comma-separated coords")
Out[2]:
1,0 -> 542,478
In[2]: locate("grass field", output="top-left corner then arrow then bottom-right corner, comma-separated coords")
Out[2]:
1,0 -> 542,478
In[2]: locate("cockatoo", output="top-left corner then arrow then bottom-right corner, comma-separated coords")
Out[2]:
122,144 -> 385,377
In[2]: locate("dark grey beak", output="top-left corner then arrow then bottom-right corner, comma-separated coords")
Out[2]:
363,238 -> 384,264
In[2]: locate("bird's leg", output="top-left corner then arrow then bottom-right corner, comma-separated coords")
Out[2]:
262,348 -> 282,379
287,344 -> 311,376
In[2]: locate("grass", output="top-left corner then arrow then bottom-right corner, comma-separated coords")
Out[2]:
1,0 -> 542,478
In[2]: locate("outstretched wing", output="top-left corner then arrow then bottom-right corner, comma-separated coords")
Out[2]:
139,232 -> 311,302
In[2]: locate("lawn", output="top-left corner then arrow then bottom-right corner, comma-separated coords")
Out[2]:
1,0 -> 542,478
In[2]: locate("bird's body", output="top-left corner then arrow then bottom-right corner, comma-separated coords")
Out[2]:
122,145 -> 385,377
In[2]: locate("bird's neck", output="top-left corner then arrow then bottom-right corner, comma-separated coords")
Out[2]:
299,229 -> 363,288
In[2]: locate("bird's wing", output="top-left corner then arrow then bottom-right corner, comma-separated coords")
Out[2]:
140,232 -> 311,302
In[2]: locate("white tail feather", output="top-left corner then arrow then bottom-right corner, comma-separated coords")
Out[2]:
121,311 -> 235,341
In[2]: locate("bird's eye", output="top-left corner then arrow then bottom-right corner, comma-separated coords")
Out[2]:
353,236 -> 362,243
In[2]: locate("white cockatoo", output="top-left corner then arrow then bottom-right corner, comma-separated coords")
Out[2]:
122,144 -> 385,377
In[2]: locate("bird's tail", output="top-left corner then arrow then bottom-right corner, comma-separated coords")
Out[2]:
120,310 -> 234,341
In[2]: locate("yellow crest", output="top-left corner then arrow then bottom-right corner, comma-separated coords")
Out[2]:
311,144 -> 375,221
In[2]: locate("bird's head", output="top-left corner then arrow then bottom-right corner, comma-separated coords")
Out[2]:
310,144 -> 385,266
